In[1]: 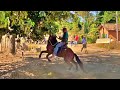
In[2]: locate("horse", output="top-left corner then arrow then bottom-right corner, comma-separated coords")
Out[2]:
39,35 -> 85,72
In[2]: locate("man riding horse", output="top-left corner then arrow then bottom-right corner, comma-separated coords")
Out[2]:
49,27 -> 68,60
39,27 -> 85,72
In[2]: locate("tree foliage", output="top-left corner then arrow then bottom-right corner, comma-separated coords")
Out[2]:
0,11 -> 119,42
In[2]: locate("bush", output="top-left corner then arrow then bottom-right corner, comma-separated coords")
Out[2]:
78,36 -> 97,44
87,36 -> 97,44
102,34 -> 106,38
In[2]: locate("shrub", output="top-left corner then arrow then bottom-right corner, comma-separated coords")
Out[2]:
87,36 -> 97,44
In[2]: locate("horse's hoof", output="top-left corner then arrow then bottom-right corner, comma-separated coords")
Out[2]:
66,67 -> 71,71
68,67 -> 72,71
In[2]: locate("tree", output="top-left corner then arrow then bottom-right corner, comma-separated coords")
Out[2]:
74,11 -> 90,34
96,11 -> 116,26
0,11 -> 9,28
8,11 -> 29,36
27,11 -> 73,40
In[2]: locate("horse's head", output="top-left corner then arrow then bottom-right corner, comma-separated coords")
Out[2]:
48,34 -> 58,46
49,34 -> 56,40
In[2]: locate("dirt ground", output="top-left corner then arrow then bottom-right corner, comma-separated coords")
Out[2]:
0,44 -> 120,79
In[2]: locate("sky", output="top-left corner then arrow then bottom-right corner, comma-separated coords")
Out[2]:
90,11 -> 97,16
69,11 -> 98,22
70,11 -> 98,16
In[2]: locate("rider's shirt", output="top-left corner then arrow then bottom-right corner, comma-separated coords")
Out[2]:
62,32 -> 68,43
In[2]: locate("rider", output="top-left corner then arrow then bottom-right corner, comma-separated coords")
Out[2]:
50,27 -> 68,59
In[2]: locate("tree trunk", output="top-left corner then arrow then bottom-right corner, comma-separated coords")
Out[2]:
9,35 -> 16,55
0,41 -> 2,52
1,35 -> 6,52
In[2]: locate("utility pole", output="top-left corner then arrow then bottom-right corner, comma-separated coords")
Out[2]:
116,11 -> 118,42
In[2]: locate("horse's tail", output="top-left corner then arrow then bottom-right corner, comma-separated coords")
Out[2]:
74,53 -> 85,72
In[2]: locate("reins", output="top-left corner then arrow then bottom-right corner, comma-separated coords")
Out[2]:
48,39 -> 58,47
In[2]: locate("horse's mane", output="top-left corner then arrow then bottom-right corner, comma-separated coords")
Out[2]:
48,35 -> 58,45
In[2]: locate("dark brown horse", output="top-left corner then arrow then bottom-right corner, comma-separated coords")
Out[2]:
39,35 -> 85,72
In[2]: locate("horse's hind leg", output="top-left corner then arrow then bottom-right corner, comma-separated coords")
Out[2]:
64,60 -> 73,70
68,62 -> 73,70
71,60 -> 78,71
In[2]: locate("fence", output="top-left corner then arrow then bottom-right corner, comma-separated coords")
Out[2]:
0,34 -> 10,53
0,34 -> 42,54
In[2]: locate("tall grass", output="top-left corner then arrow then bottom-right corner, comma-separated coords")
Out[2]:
96,41 -> 120,50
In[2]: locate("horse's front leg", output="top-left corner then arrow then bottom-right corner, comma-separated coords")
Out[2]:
39,50 -> 48,59
46,53 -> 52,62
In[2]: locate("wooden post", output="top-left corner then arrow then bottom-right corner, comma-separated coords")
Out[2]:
116,11 -> 118,42
0,42 -> 2,52
9,34 -> 16,55
1,35 -> 6,52
0,35 -> 2,52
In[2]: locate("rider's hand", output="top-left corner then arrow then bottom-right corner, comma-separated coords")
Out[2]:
59,36 -> 62,39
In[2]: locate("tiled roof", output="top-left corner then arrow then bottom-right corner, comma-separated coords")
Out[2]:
99,23 -> 120,31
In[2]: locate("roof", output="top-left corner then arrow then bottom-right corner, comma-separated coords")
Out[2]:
98,23 -> 120,31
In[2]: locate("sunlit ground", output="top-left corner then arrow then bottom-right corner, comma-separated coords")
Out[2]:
0,44 -> 120,79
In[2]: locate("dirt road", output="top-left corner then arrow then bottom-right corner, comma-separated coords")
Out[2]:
0,44 -> 120,79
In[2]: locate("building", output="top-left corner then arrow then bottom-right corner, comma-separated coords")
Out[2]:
98,23 -> 120,41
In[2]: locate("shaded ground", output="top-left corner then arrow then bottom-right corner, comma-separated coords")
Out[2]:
0,44 -> 120,79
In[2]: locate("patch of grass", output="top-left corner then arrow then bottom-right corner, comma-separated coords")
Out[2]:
96,41 -> 120,50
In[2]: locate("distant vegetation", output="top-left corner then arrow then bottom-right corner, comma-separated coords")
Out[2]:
0,11 -> 119,43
